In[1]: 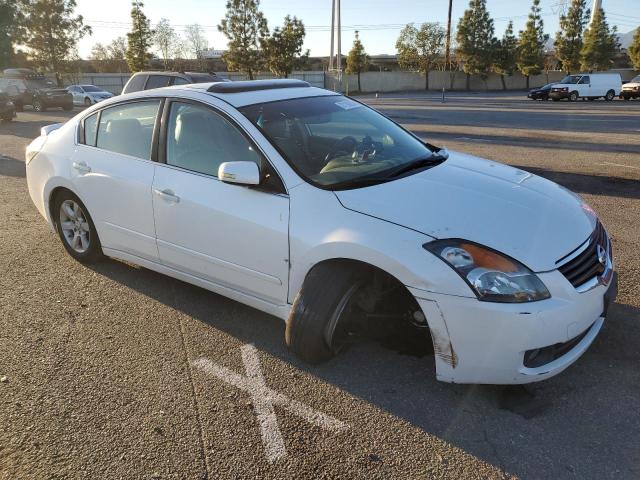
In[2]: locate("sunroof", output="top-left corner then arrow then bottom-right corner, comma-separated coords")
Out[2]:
207,79 -> 310,93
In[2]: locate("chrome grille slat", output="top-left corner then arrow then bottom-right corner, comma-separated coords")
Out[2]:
558,221 -> 608,289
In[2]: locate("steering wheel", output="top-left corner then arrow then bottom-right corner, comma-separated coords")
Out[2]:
324,136 -> 358,164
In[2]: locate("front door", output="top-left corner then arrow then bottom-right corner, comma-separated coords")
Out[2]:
152,100 -> 290,305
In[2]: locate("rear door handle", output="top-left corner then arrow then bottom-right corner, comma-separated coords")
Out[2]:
72,161 -> 91,173
154,188 -> 180,203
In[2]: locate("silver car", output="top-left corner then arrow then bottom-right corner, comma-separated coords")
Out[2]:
67,85 -> 114,107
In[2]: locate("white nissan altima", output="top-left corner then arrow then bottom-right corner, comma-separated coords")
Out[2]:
25,79 -> 617,384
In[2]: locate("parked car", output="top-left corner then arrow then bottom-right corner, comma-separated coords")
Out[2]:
0,69 -> 73,111
527,83 -> 555,100
121,71 -> 229,95
67,85 -> 114,106
0,90 -> 16,121
620,75 -> 640,100
25,79 -> 617,385
549,73 -> 621,102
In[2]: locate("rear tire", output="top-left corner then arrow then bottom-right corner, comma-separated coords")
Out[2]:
605,90 -> 615,101
33,99 -> 46,112
52,190 -> 104,263
286,263 -> 367,364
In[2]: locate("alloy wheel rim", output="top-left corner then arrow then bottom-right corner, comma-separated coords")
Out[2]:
59,200 -> 90,253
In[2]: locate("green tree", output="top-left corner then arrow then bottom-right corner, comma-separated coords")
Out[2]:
629,27 -> 640,70
396,22 -> 445,90
261,15 -> 306,78
493,21 -> 518,90
517,0 -> 549,89
90,37 -> 129,73
554,0 -> 589,73
218,0 -> 268,80
126,1 -> 153,73
345,31 -> 369,91
456,0 -> 495,89
22,0 -> 91,85
580,8 -> 618,71
153,18 -> 178,70
0,0 -> 27,69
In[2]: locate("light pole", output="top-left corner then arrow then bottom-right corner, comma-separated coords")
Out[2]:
445,0 -> 453,70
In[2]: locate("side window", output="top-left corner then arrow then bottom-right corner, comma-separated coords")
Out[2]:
145,75 -> 172,90
166,102 -> 262,177
83,113 -> 99,146
96,100 -> 160,160
172,77 -> 189,86
123,74 -> 147,94
579,76 -> 590,85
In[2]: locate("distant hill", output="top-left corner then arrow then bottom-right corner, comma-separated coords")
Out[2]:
619,30 -> 636,49
546,29 -> 636,51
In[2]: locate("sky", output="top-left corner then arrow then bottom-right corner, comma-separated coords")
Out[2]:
75,0 -> 638,59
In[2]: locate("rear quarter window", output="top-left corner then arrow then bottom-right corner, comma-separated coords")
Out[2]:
123,74 -> 147,94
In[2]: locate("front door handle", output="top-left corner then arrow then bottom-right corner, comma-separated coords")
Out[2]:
72,161 -> 91,173
154,188 -> 180,203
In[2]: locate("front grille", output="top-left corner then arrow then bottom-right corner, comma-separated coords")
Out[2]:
523,323 -> 592,368
557,221 -> 609,288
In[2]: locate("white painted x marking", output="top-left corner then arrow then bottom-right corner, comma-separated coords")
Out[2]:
192,344 -> 348,463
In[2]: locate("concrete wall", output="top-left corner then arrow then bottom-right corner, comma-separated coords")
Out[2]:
326,69 -> 640,93
49,68 -> 639,95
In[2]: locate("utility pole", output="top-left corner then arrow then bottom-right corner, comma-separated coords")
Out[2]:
328,0 -> 342,73
589,0 -> 602,25
329,0 -> 335,70
445,0 -> 453,70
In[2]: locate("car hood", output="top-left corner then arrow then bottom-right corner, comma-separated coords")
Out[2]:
334,152 -> 596,272
622,82 -> 640,89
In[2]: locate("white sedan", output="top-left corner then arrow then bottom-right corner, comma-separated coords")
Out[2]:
67,84 -> 114,107
25,80 -> 617,384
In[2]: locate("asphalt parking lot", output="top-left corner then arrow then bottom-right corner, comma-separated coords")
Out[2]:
1,93 -> 639,479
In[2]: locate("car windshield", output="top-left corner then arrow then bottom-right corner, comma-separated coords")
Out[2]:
560,75 -> 582,84
240,95 -> 442,189
188,73 -> 218,83
631,76 -> 640,83
26,78 -> 55,89
81,85 -> 103,92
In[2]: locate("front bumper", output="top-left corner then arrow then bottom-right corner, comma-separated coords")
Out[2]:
549,90 -> 570,99
409,270 -> 617,384
621,90 -> 639,98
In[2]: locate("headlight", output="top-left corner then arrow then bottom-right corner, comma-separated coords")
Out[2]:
424,240 -> 550,303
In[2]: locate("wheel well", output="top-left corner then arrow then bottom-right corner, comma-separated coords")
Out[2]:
305,258 -> 433,357
48,186 -> 74,227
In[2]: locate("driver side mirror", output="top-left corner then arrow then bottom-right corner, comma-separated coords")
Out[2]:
218,161 -> 261,186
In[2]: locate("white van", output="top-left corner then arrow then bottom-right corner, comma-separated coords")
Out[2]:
549,73 -> 622,102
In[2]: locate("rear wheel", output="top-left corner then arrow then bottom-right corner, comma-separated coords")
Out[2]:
605,90 -> 615,101
53,190 -> 103,263
33,98 -> 46,112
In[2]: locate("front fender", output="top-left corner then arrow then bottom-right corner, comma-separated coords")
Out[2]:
288,184 -> 473,303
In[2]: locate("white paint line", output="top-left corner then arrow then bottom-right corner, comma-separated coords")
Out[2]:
192,345 -> 348,463
598,162 -> 640,170
455,136 -> 493,142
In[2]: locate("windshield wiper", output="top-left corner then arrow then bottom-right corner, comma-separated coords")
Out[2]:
384,154 -> 446,179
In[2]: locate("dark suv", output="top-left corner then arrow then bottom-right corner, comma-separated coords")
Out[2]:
0,69 -> 73,112
122,71 -> 228,94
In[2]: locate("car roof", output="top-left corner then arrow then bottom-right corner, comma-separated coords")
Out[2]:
184,80 -> 339,107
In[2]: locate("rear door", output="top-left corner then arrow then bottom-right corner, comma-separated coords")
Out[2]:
151,99 -> 290,305
71,99 -> 162,261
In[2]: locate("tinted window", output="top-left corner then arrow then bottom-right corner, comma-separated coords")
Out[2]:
145,75 -> 172,89
187,73 -> 218,83
96,101 -> 160,160
83,113 -> 99,146
578,76 -> 590,85
123,74 -> 147,94
166,101 -> 261,177
81,85 -> 102,92
172,77 -> 189,85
